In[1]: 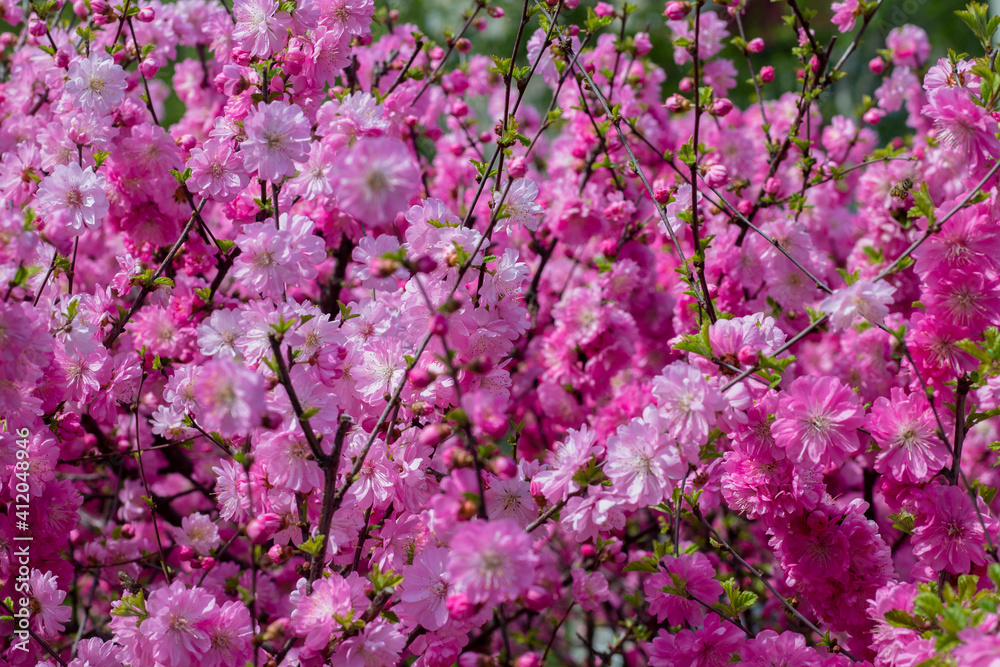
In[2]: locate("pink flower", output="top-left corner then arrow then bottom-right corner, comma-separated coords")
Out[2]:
192,358 -> 266,437
605,405 -> 685,507
887,24 -> 930,67
648,613 -> 744,667
290,574 -> 354,651
923,87 -> 1000,165
316,0 -> 373,34
337,621 -> 406,667
912,484 -> 990,574
36,162 -> 109,234
64,52 -> 127,114
866,388 -> 950,483
739,629 -> 820,667
954,627 -> 1000,666
652,362 -> 726,455
644,552 -> 723,627
188,139 -> 250,203
28,570 -> 71,639
144,581 -> 217,666
241,101 -> 312,181
232,0 -> 291,58
233,221 -> 294,299
447,518 -> 538,606
202,601 -> 253,667
171,513 -> 221,554
819,279 -> 896,330
830,0 -> 859,32
334,137 -> 418,228
571,569 -> 610,612
532,425 -> 601,502
399,546 -> 452,631
495,179 -> 544,233
771,376 -> 865,469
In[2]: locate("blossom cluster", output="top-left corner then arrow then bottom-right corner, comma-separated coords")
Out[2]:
1,0 -> 1000,665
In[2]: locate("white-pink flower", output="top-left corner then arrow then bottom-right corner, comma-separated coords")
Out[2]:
819,279 -> 896,330
242,101 -> 312,181
496,179 -> 543,232
36,162 -> 109,234
64,52 -> 127,115
232,0 -> 291,58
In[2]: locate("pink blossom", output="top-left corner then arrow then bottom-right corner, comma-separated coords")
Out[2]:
866,388 -> 950,483
447,519 -> 538,606
334,137 -> 419,228
64,52 -> 127,114
192,358 -> 266,437
644,552 -> 723,627
912,484 -> 990,574
188,139 -> 250,203
28,570 -> 72,639
241,101 -> 312,181
36,162 -> 109,234
232,0 -> 291,58
819,279 -> 896,330
652,362 -> 726,455
605,405 -> 685,507
771,376 -> 865,469
831,0 -> 860,32
144,581 -> 217,666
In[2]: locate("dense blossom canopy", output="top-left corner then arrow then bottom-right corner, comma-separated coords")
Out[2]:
2,0 -> 1000,665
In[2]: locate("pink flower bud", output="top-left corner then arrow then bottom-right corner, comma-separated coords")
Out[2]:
429,313 -> 448,336
268,545 -> 290,563
455,37 -> 471,54
594,2 -> 614,17
705,164 -> 728,188
663,1 -> 690,21
492,456 -> 517,479
139,57 -> 159,78
136,6 -> 155,22
283,50 -> 306,75
664,94 -> 690,113
580,544 -> 596,558
429,46 -> 445,61
809,55 -> 820,73
763,177 -> 781,196
418,423 -> 452,449
507,157 -> 527,179
633,32 -> 652,56
737,345 -> 758,366
55,50 -> 70,68
711,98 -> 733,117
414,255 -> 437,274
760,65 -> 775,83
869,57 -> 885,75
450,101 -> 469,118
246,513 -> 283,545
862,108 -> 883,125
178,545 -> 195,561
29,18 -> 47,36
747,37 -> 764,53
654,187 -> 671,204
90,0 -> 107,13
472,17 -> 487,31
231,47 -> 251,66
487,6 -> 504,18
176,134 -> 197,151
737,199 -> 753,217
72,0 -> 88,17
92,12 -> 112,25
409,367 -> 435,389
446,594 -> 476,621
524,587 -> 553,611
678,77 -> 694,93
516,653 -> 543,667
200,557 -> 216,571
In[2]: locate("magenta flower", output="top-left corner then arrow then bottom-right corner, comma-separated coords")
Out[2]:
144,581 -> 217,667
865,388 -> 949,483
923,86 -> 1000,165
316,0 -> 374,34
605,405 -> 685,507
241,101 -> 312,181
771,376 -> 865,469
192,358 -> 266,437
188,139 -> 250,203
532,424 -> 601,502
289,574 -> 354,652
912,484 -> 990,574
447,519 -> 538,607
830,0 -> 860,32
652,362 -> 726,455
36,162 -> 109,234
28,570 -> 71,639
644,552 -> 723,627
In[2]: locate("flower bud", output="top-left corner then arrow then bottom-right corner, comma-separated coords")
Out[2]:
447,594 -> 476,621
451,101 -> 469,118
507,157 -> 527,179
246,513 -> 283,545
654,187 -> 671,204
414,255 -> 437,274
93,12 -> 112,25
55,50 -> 70,68
136,6 -> 155,21
29,18 -> 47,37
429,313 -> 448,336
176,134 -> 197,151
91,0 -> 108,13
200,557 -> 216,571
710,97 -> 733,117
664,93 -> 690,113
487,6 -> 504,18
869,56 -> 885,75
516,653 -> 542,667
409,367 -> 436,389
763,177 -> 781,196
737,200 -> 753,217
580,543 -> 596,558
747,37 -> 764,53
283,50 -> 306,75
178,545 -> 195,561
705,164 -> 728,188
760,65 -> 775,83
594,2 -> 614,18
429,45 -> 445,61
268,544 -> 293,563
633,32 -> 652,56
678,77 -> 694,93
139,56 -> 159,78
862,108 -> 883,125
418,423 -> 452,449
737,345 -> 758,366
72,0 -> 88,17
455,37 -> 472,54
663,1 -> 690,20
809,55 -> 820,73
523,587 -> 553,611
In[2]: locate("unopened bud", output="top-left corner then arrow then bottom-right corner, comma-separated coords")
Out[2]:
136,6 -> 155,21
663,1 -> 690,20
747,37 -> 764,53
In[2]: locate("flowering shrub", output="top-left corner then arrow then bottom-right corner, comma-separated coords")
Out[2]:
3,0 -> 1000,664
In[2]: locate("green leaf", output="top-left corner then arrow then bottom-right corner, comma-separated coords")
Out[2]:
624,558 -> 659,573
